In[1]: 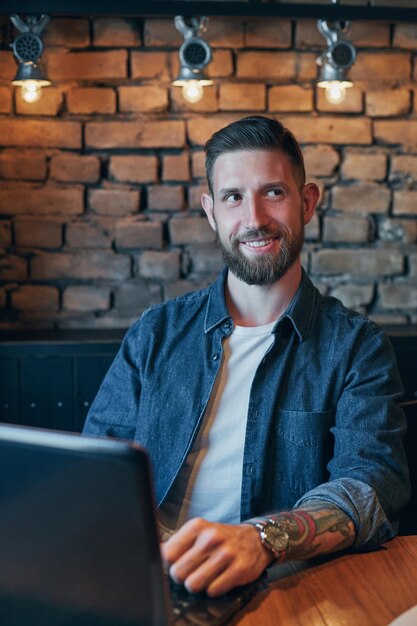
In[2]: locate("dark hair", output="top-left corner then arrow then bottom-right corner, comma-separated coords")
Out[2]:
204,115 -> 305,195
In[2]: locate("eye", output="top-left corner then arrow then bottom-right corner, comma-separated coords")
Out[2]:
265,188 -> 283,198
224,193 -> 242,203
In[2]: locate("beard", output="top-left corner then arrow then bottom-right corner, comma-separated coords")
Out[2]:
217,222 -> 304,286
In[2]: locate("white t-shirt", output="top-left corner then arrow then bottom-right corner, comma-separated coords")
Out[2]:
158,321 -> 275,540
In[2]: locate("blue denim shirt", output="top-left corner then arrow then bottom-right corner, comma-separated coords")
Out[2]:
84,268 -> 410,550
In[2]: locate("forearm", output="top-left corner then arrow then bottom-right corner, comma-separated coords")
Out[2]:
257,500 -> 356,563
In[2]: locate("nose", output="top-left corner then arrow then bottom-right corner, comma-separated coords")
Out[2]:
246,194 -> 268,229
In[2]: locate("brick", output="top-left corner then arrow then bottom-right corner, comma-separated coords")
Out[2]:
0,120 -> 81,148
44,18 -> 90,48
349,21 -> 390,47
370,314 -> 408,326
163,154 -> 190,182
295,19 -> 325,48
63,286 -> 110,312
0,222 -> 11,247
170,85 -> 218,113
0,150 -> 46,180
323,215 -> 371,243
350,52 -> 411,83
0,288 -> 5,307
67,88 -> 116,114
204,17 -> 245,48
57,312 -> 139,331
164,279 -> 209,301
375,121 -> 417,149
187,115 -> 242,146
341,151 -> 387,181
93,17 -> 141,47
0,51 -> 18,81
282,115 -> 372,145
305,213 -> 320,241
118,86 -> 168,113
393,191 -> 417,216
0,185 -> 84,216
391,155 -> 417,183
237,52 -> 297,80
393,23 -> 417,50
148,186 -> 184,212
0,86 -> 11,113
31,251 -> 130,280
188,184 -> 209,210
303,145 -> 340,177
330,284 -> 374,309
66,219 -> 114,249
312,249 -> 403,277
219,83 -> 266,111
109,156 -> 158,184
191,151 -> 206,178
50,154 -> 100,183
411,254 -> 417,278
12,286 -> 59,312
131,51 -> 170,80
379,283 -> 417,309
86,121 -> 185,149
206,50 -> 234,79
15,219 -> 63,248
366,89 -> 411,117
139,250 -> 181,281
316,85 -> 363,113
0,254 -> 27,280
245,18 -> 291,48
169,217 -> 216,245
114,280 -> 161,312
332,184 -> 390,214
46,50 -> 128,81
115,218 -> 163,249
89,188 -> 140,216
143,19 -> 182,46
268,85 -> 313,113
188,243 -> 224,275
298,52 -> 317,81
15,87 -> 63,116
378,218 -> 417,244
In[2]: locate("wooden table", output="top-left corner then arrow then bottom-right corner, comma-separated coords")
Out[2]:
234,536 -> 417,626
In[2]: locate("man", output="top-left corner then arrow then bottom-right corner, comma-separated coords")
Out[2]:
83,116 -> 410,598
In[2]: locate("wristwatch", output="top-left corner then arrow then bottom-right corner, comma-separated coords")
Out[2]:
249,519 -> 290,559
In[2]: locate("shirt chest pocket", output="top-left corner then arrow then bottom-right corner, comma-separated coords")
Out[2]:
275,409 -> 334,447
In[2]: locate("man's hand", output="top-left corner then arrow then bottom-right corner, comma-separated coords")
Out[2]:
161,518 -> 273,597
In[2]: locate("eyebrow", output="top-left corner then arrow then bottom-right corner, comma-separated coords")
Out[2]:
217,181 -> 290,197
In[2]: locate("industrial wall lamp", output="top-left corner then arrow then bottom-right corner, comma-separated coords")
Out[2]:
316,9 -> 356,105
172,16 -> 213,104
10,14 -> 51,104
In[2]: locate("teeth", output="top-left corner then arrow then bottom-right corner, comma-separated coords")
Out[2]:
244,239 -> 273,248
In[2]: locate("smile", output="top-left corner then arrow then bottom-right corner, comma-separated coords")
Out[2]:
242,238 -> 276,248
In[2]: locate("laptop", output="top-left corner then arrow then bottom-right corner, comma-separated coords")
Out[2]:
0,423 -> 262,626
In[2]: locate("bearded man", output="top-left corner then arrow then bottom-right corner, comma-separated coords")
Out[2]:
83,116 -> 410,597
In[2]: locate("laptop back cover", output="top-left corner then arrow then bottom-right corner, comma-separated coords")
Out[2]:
0,423 -> 171,626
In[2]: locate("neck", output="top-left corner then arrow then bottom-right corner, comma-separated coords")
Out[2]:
225,260 -> 302,327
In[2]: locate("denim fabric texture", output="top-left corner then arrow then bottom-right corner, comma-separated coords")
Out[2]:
83,268 -> 411,550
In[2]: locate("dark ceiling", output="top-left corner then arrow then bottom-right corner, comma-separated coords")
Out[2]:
1,2 -> 417,22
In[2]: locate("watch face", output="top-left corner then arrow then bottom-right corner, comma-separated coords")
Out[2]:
264,524 -> 289,552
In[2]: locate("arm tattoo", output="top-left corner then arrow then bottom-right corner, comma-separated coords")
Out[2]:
268,500 -> 355,561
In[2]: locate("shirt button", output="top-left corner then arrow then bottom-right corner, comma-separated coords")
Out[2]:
212,353 -> 219,361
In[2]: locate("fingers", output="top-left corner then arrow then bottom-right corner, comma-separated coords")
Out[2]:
160,519 -> 271,596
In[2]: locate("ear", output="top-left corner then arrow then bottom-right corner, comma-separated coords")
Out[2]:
201,193 -> 217,232
301,183 -> 320,226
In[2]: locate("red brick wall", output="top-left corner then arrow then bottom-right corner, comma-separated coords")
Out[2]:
0,15 -> 417,329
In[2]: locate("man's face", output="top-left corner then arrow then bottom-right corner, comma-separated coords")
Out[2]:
201,149 -> 319,286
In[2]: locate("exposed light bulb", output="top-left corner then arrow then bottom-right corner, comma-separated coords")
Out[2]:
21,80 -> 42,103
182,80 -> 204,104
321,80 -> 353,105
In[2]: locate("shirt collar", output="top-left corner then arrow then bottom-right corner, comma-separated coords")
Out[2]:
204,266 -> 317,341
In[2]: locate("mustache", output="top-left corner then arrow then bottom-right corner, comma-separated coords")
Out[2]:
232,227 -> 286,244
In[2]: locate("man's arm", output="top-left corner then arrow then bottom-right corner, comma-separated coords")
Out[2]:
161,501 -> 355,597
